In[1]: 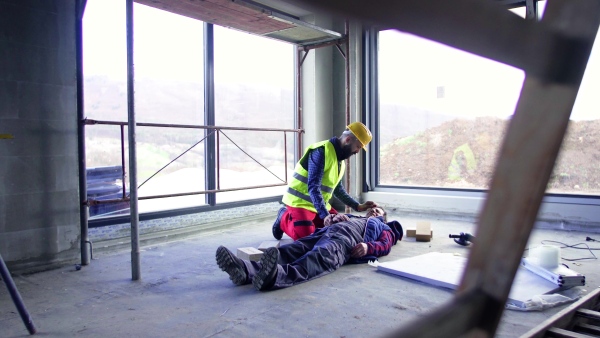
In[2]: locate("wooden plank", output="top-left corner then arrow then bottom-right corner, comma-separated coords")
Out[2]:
547,327 -> 597,338
521,288 -> 600,338
381,290 -> 490,338
134,0 -> 294,34
286,0 -> 589,81
339,0 -> 600,336
574,323 -> 600,336
576,309 -> 600,321
454,1 -> 600,335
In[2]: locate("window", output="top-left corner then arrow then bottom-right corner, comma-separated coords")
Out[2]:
376,4 -> 600,196
213,26 -> 295,203
84,0 -> 205,216
549,29 -> 600,195
377,30 -> 524,190
83,1 -> 296,218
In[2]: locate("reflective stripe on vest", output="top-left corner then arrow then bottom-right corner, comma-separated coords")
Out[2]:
282,140 -> 345,213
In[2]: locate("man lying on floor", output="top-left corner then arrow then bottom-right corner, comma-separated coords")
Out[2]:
215,207 -> 403,291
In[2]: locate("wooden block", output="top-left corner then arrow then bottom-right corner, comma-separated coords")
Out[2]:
237,247 -> 263,261
258,240 -> 281,251
406,229 -> 433,238
416,221 -> 432,242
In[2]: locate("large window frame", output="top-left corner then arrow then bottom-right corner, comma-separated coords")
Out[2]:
84,7 -> 297,227
363,1 -> 600,219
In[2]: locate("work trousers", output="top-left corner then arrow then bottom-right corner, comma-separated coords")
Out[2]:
243,218 -> 366,289
279,205 -> 338,240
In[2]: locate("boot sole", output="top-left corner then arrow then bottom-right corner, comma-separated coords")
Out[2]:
253,247 -> 279,291
216,246 -> 247,286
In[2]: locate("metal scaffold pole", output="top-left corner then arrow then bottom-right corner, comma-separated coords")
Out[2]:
0,253 -> 36,335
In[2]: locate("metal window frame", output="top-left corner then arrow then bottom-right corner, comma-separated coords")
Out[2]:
365,0 -> 600,206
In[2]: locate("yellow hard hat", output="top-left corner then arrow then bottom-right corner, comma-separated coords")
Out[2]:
347,122 -> 372,152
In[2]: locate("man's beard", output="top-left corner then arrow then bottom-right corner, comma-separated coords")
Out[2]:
339,143 -> 354,160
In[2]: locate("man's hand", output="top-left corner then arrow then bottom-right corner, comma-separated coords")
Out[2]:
332,214 -> 349,223
323,214 -> 336,226
324,214 -> 350,226
351,243 -> 368,258
357,201 -> 378,212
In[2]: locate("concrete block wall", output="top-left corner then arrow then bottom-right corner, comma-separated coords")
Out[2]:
0,0 -> 80,270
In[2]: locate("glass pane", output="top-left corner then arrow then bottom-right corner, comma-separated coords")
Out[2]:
378,30 -> 524,189
135,127 -> 206,212
83,0 -> 127,122
509,1 -> 546,19
215,130 -> 289,203
213,26 -> 295,203
549,30 -> 600,195
83,0 -> 205,218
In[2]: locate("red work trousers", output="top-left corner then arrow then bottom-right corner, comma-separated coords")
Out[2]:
280,205 -> 338,240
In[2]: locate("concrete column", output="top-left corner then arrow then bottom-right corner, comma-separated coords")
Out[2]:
0,0 -> 80,271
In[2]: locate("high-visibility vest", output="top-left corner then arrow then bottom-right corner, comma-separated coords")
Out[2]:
282,140 -> 345,213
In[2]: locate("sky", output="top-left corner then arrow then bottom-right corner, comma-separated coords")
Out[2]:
82,0 -> 294,87
83,0 -> 598,121
379,3 -> 600,121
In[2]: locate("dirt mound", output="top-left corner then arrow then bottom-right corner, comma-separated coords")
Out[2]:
380,117 -> 600,194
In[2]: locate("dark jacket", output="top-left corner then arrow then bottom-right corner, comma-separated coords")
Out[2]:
349,215 -> 403,263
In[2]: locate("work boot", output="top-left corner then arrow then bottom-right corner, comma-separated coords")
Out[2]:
215,246 -> 248,286
271,206 -> 286,240
252,247 -> 279,291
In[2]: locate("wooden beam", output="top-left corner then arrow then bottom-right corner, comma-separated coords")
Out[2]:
546,327 -> 597,338
134,0 -> 295,34
286,0 -> 595,82
381,290 -> 496,338
458,0 -> 599,294
289,0 -> 600,336
521,288 -> 600,338
455,1 -> 600,334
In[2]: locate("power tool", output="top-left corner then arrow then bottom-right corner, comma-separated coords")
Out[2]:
449,232 -> 475,246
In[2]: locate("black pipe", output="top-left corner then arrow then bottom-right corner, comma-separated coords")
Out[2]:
0,253 -> 36,335
76,0 -> 90,266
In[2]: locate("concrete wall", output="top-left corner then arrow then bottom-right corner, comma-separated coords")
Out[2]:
0,0 -> 80,270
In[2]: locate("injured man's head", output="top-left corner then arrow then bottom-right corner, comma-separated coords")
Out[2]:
366,207 -> 387,222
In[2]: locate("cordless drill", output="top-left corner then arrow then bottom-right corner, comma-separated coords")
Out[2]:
449,232 -> 475,246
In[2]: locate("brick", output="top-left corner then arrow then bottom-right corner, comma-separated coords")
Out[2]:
258,238 -> 295,251
258,240 -> 281,251
237,247 -> 263,261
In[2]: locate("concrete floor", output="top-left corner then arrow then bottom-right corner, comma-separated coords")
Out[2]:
2,211 -> 600,338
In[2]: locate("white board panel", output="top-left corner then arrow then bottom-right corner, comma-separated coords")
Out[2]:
377,252 -> 560,308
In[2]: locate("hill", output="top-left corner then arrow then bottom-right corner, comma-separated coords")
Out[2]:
380,116 -> 600,194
